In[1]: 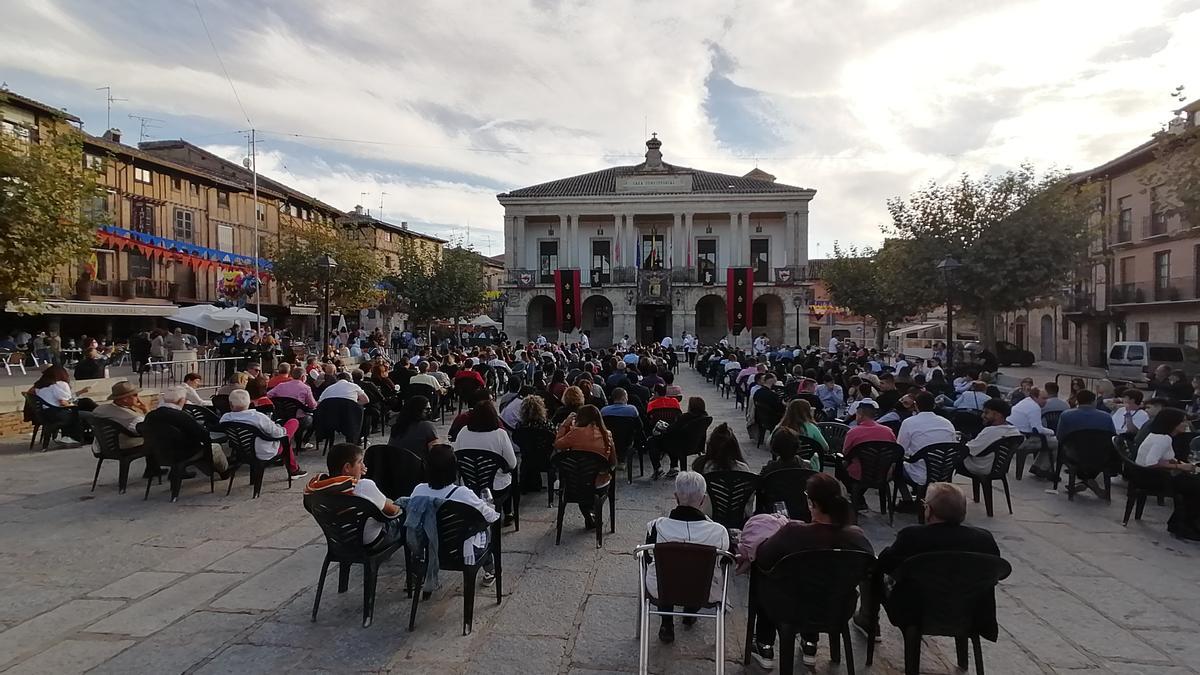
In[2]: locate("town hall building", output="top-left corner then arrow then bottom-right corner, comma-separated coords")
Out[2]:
498,135 -> 817,348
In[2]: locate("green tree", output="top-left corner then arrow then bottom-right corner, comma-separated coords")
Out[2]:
0,124 -> 107,307
822,240 -> 936,349
1142,124 -> 1200,227
267,226 -> 384,311
386,244 -> 487,338
884,166 -> 1097,348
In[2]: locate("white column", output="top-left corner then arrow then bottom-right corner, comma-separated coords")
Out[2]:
515,215 -> 525,268
684,212 -> 694,268
783,211 -> 794,267
558,214 -> 567,270
627,214 -> 637,270
795,208 -> 809,266
504,215 -> 515,269
672,212 -> 682,268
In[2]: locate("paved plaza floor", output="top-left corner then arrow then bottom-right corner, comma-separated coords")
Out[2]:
0,365 -> 1197,674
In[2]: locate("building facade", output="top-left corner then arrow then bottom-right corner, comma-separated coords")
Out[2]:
1006,99 -> 1200,368
498,136 -> 815,347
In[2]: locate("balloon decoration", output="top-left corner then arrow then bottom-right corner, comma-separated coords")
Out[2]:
216,269 -> 261,308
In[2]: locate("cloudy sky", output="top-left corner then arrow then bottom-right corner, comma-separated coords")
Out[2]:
2,0 -> 1196,258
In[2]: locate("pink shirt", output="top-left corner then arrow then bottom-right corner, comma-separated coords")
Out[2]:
842,419 -> 897,480
267,379 -> 317,411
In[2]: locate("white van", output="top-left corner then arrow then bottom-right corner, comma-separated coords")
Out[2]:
1106,342 -> 1200,385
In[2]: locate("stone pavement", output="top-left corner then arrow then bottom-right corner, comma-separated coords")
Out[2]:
0,365 -> 1197,674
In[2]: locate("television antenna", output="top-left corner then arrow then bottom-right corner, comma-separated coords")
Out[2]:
128,113 -> 164,143
95,86 -> 127,130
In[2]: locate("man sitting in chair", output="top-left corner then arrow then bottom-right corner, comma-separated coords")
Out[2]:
644,471 -> 730,645
959,399 -> 1022,478
220,389 -> 306,479
145,386 -> 231,478
854,482 -> 1000,638
305,442 -> 403,547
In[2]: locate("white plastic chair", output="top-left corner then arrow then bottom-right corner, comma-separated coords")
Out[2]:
2,352 -> 26,376
635,542 -> 734,674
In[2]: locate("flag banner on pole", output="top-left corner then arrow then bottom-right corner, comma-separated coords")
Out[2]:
555,268 -> 581,333
726,267 -> 754,335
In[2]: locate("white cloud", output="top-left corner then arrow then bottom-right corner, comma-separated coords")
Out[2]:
0,0 -> 1195,257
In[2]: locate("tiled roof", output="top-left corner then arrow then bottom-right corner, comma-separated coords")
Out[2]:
83,134 -> 247,190
0,90 -> 82,123
499,161 -> 811,199
338,213 -> 448,244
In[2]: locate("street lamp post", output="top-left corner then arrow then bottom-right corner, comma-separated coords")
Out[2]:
792,294 -> 804,347
937,256 -> 962,368
317,253 -> 338,355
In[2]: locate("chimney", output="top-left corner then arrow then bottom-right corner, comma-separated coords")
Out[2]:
353,204 -> 363,215
103,128 -> 122,144
401,221 -> 408,230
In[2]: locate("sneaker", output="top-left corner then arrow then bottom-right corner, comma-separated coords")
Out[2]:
749,642 -> 775,669
481,571 -> 496,586
651,469 -> 664,481
658,622 -> 675,644
801,640 -> 817,667
288,470 -> 308,479
664,468 -> 679,479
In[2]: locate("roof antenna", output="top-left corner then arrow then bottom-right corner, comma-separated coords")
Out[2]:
128,113 -> 163,143
95,86 -> 127,130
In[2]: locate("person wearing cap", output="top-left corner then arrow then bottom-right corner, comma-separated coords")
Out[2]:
91,381 -> 150,451
837,398 -> 896,493
960,398 -> 1023,477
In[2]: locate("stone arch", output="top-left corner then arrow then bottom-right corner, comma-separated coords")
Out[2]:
751,292 -> 786,347
526,295 -> 556,341
695,294 -> 727,345
582,294 -> 614,348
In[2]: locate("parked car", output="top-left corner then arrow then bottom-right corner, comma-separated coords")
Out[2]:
995,341 -> 1035,367
1106,341 -> 1200,386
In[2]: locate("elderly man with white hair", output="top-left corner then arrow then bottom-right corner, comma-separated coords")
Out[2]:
219,389 -> 306,478
643,471 -> 731,645
141,386 -> 231,477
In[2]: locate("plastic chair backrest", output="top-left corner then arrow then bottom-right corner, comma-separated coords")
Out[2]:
985,435 -> 1024,479
648,406 -> 681,427
512,424 -> 555,457
220,421 -> 279,464
184,404 -> 220,430
210,394 -> 231,415
550,450 -> 609,502
796,434 -> 823,461
1041,410 -> 1063,433
82,412 -> 130,459
756,467 -> 816,521
854,441 -> 904,486
603,415 -> 641,457
435,499 -> 490,571
951,411 -> 984,439
271,396 -> 307,422
703,470 -> 758,529
313,397 -> 364,440
817,422 -> 850,452
303,491 -> 386,561
917,442 -> 966,484
758,549 -> 874,631
653,542 -> 720,608
891,551 -> 1011,637
1061,429 -> 1117,473
675,414 -> 713,456
364,443 -> 424,498
455,448 -> 511,494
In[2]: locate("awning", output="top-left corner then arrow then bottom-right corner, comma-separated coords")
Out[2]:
5,300 -> 179,317
289,305 -> 319,315
888,322 -> 941,337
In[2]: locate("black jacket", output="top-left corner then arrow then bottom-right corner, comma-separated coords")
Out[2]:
142,406 -> 211,463
879,522 -> 1002,640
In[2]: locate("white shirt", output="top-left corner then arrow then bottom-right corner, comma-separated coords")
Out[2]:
318,380 -> 367,403
962,423 -> 1023,476
488,358 -> 512,373
1136,433 -> 1176,467
660,336 -> 672,348
753,336 -> 768,354
619,337 -> 629,349
896,411 -> 958,484
353,478 -> 391,544
184,384 -> 208,406
499,396 -> 524,429
536,335 -> 547,346
579,333 -> 590,349
36,381 -> 74,407
645,512 -> 729,603
894,359 -> 910,372
954,391 -> 989,411
1111,408 -> 1150,434
408,373 -> 444,391
409,483 -> 500,523
1008,397 -> 1054,436
219,409 -> 288,460
454,429 -> 519,491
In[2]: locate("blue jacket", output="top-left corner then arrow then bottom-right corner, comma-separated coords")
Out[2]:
1055,405 -> 1113,442
403,490 -> 457,589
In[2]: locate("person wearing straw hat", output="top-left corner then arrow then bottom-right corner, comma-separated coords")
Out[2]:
92,381 -> 149,451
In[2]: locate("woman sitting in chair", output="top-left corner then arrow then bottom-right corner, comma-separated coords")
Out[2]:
1136,407 -> 1200,541
692,423 -> 750,474
553,404 -> 616,529
771,399 -> 829,455
408,443 -> 500,586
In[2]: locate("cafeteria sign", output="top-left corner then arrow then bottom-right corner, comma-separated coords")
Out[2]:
808,302 -> 850,319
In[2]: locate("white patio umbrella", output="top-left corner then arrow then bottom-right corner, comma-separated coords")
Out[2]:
468,314 -> 501,328
167,304 -> 228,332
210,306 -> 268,326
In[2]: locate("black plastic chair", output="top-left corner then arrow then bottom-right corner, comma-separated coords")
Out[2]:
895,442 -> 965,524
1014,432 -> 1048,481
755,466 -> 817,522
1115,435 -> 1175,525
304,491 -> 404,628
271,396 -> 313,423
966,435 -> 1024,517
454,377 -> 482,414
512,424 -> 556,501
746,549 -> 875,675
850,441 -> 903,525
364,443 -> 424,500
1041,410 -> 1063,434
818,422 -> 850,454
139,416 -> 216,502
885,551 -> 1012,675
184,404 -> 221,430
408,499 -> 503,635
604,415 -> 645,484
220,421 -> 293,498
754,404 -> 783,448
80,412 -> 148,494
313,398 -> 364,456
703,470 -> 759,529
550,450 -> 615,548
647,406 -> 681,432
210,393 -> 231,415
24,392 -> 67,451
670,414 -> 713,472
1055,429 -> 1117,500
455,448 -> 520,532
951,410 -> 985,443
406,383 -> 444,425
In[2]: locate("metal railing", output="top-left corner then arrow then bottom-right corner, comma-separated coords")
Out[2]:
1142,214 -> 1169,239
136,355 -> 245,392
1110,277 -> 1200,304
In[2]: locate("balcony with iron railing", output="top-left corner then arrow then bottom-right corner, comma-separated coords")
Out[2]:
504,264 -> 813,289
1110,277 -> 1200,305
1142,213 -> 1169,239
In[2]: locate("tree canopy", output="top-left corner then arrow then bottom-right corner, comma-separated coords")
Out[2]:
1143,124 -> 1200,228
884,165 -> 1097,345
386,244 -> 487,329
267,226 -> 384,311
822,240 -> 936,348
0,125 -> 107,307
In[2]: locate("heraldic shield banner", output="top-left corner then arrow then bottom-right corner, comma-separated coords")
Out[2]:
726,267 -> 754,335
554,268 -> 582,333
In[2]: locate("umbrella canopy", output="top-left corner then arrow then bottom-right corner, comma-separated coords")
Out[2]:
168,305 -> 265,332
468,315 -> 501,328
